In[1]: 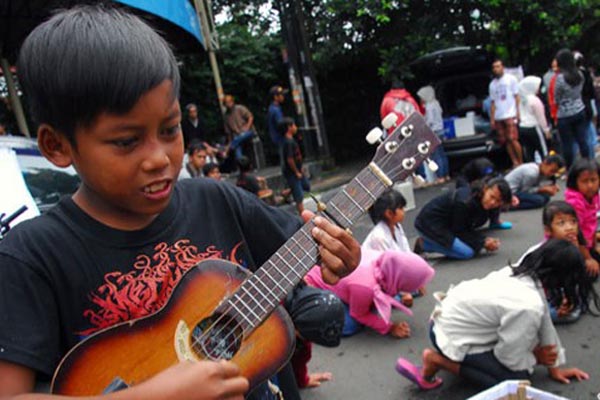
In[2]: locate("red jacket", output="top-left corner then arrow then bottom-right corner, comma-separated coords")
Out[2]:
380,89 -> 422,132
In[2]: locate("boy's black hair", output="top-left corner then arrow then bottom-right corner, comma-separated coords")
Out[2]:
203,162 -> 220,176
237,156 -> 253,173
18,5 -> 180,145
543,154 -> 565,169
566,158 -> 600,190
513,239 -> 600,314
471,176 -> 512,205
542,200 -> 578,227
368,189 -> 407,224
187,139 -> 206,156
277,117 -> 296,136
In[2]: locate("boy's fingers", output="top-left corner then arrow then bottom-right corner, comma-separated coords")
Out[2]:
319,246 -> 351,279
221,377 -> 250,397
217,361 -> 242,378
313,216 -> 360,250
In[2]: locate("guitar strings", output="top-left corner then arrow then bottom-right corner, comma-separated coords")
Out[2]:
188,139 -> 432,358
188,128 -> 437,359
189,145 -> 430,359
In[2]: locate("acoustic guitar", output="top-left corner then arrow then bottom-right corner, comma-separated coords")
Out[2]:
51,113 -> 440,395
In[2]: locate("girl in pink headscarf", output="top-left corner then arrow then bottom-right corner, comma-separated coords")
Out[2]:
305,249 -> 435,338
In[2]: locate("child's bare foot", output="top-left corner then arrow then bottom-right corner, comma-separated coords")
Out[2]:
306,372 -> 333,388
422,348 -> 441,378
390,321 -> 411,338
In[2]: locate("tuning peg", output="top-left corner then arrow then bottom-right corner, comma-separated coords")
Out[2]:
412,174 -> 426,186
425,158 -> 439,172
381,113 -> 398,130
366,127 -> 384,145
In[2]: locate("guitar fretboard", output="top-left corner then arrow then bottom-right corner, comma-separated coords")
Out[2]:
222,167 -> 389,333
218,112 -> 438,335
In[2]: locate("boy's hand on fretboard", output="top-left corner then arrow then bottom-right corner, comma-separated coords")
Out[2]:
302,212 -> 361,285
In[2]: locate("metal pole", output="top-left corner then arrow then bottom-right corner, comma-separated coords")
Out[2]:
1,58 -> 30,137
192,0 -> 225,115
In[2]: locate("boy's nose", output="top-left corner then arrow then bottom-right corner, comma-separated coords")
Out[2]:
141,144 -> 170,171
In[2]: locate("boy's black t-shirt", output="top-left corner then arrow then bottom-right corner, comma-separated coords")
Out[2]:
0,178 -> 302,378
281,137 -> 302,175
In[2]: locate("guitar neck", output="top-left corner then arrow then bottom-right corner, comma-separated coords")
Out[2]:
221,166 -> 390,333
220,112 -> 439,334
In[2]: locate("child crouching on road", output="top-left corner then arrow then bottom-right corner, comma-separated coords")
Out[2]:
305,249 -> 435,338
396,239 -> 598,390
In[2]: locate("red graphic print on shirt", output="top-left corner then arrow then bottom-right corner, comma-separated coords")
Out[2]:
79,239 -> 244,335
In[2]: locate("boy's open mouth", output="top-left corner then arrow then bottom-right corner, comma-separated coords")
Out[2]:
142,180 -> 172,198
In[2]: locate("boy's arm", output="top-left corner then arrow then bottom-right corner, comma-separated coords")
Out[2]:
2,360 -> 249,400
287,156 -> 301,178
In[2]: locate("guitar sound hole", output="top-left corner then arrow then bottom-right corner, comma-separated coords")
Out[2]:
191,314 -> 243,361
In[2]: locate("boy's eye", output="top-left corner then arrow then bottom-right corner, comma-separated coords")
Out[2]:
163,124 -> 181,136
111,137 -> 138,148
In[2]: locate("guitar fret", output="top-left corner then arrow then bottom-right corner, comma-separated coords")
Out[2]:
342,189 -> 364,213
299,227 -> 314,242
329,202 -> 352,226
233,293 -> 261,322
355,178 -> 377,200
229,299 -> 256,328
262,268 -> 286,294
268,260 -> 295,286
273,254 -> 302,281
248,278 -> 277,307
281,246 -> 306,274
240,285 -> 267,314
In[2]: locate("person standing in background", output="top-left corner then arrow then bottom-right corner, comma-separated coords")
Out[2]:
518,76 -> 550,163
223,95 -> 256,161
267,85 -> 288,147
554,48 -> 590,168
489,59 -> 523,167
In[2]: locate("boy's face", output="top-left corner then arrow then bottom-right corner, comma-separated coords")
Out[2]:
61,80 -> 183,229
545,212 -> 578,245
481,185 -> 504,210
290,123 -> 298,136
540,162 -> 559,177
190,149 -> 207,169
207,168 -> 221,180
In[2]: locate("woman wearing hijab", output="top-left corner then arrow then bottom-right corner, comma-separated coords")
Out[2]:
305,249 -> 435,338
518,76 -> 551,163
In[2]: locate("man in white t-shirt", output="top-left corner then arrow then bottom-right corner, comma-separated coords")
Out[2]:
489,59 -> 523,167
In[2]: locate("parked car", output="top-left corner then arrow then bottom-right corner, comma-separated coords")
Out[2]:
409,46 -> 510,172
0,136 -> 80,214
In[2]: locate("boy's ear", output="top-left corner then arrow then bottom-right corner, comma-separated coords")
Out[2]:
37,124 -> 74,168
543,225 -> 552,237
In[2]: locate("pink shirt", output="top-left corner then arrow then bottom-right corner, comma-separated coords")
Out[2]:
565,188 -> 600,249
305,249 -> 434,334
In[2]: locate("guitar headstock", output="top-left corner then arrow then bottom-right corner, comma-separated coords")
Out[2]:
370,113 -> 441,183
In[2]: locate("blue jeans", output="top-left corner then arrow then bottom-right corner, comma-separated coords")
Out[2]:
284,171 -> 310,203
342,302 -> 363,336
431,145 -> 449,178
422,235 -> 475,259
512,192 -> 550,210
230,130 -> 255,160
558,111 -> 590,167
588,121 -> 598,152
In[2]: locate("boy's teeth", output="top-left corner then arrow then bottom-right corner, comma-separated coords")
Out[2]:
145,182 -> 167,193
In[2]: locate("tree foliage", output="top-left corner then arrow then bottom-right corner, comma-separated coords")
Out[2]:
184,0 -> 600,161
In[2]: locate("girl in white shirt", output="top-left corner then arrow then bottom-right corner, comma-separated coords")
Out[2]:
363,189 -> 411,253
396,239 -> 598,390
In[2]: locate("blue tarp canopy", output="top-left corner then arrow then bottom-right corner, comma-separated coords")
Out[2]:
114,0 -> 204,47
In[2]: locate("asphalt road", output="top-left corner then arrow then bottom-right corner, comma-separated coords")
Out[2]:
299,181 -> 600,400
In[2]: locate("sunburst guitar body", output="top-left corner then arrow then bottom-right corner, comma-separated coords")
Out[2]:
51,260 -> 295,395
